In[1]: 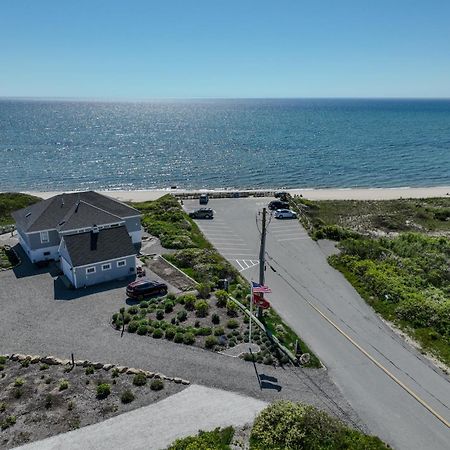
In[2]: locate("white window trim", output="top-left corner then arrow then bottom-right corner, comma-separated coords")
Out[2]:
86,266 -> 96,274
40,231 -> 49,243
116,260 -> 126,267
102,263 -> 111,271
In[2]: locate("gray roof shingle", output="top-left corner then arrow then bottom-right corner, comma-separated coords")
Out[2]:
63,226 -> 136,267
12,191 -> 140,233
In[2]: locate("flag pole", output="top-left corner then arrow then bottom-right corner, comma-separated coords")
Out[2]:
249,282 -> 253,346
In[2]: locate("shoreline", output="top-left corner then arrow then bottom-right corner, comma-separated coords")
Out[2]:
15,185 -> 450,202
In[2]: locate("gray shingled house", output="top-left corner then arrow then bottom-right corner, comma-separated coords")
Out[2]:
12,191 -> 142,288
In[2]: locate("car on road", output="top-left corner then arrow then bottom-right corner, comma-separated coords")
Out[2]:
189,208 -> 214,219
126,279 -> 168,299
274,209 -> 297,219
274,191 -> 289,201
199,193 -> 209,205
268,200 -> 289,210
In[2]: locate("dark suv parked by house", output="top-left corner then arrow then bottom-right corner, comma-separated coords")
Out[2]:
199,193 -> 209,205
126,279 -> 168,299
268,200 -> 289,210
189,208 -> 214,219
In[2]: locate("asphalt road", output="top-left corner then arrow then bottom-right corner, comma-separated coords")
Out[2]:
184,197 -> 450,450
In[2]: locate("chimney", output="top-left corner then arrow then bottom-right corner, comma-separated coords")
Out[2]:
90,228 -> 99,251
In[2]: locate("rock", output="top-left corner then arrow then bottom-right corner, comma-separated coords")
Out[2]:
102,364 -> 114,371
60,359 -> 72,365
17,354 -> 28,361
92,362 -> 103,369
153,373 -> 163,379
11,354 -> 20,361
145,371 -> 155,378
30,355 -> 41,364
40,356 -> 60,365
164,376 -> 174,382
75,360 -> 85,366
82,360 -> 92,367
116,366 -> 128,373
173,377 -> 182,384
126,368 -> 141,375
181,379 -> 190,385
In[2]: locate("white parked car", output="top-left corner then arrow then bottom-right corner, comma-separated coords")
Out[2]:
274,209 -> 297,219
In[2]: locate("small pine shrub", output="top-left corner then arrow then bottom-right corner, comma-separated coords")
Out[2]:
165,328 -> 176,340
121,389 -> 135,404
214,327 -> 225,336
174,333 -> 184,343
140,301 -> 149,309
211,313 -> 220,325
197,327 -> 212,336
137,324 -> 148,335
182,294 -> 197,311
195,300 -> 210,317
0,356 -> 7,364
150,379 -> 164,391
127,321 -> 139,333
153,328 -> 163,339
177,310 -> 188,322
21,359 -> 30,368
183,332 -> 196,345
226,300 -> 238,317
215,290 -> 228,307
164,301 -> 174,313
226,319 -> 239,329
128,306 -> 139,315
166,292 -> 176,301
85,365 -> 95,375
133,372 -> 147,386
40,364 -> 49,371
59,380 -> 69,391
156,309 -> 165,320
197,282 -> 211,299
96,383 -> 111,399
14,378 -> 24,387
112,368 -> 120,378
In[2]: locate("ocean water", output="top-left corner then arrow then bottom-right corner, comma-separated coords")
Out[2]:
0,98 -> 449,191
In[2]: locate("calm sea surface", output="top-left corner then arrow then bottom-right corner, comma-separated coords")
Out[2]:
1,99 -> 449,191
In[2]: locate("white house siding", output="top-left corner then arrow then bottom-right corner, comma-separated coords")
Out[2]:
19,230 -> 60,263
72,255 -> 136,288
60,256 -> 75,286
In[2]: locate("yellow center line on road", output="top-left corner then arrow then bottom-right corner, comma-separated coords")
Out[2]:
307,297 -> 450,429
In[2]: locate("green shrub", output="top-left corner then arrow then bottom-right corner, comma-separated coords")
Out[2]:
121,389 -> 135,404
164,301 -> 174,313
0,402 -> 6,412
165,328 -> 176,340
166,292 -> 176,301
214,327 -> 225,336
14,378 -> 24,387
197,282 -> 211,299
137,324 -> 148,335
183,332 -> 196,345
59,380 -> 69,391
21,359 -> 30,367
215,290 -> 228,307
96,383 -> 111,399
128,306 -> 139,315
153,328 -> 164,339
40,363 -> 49,371
167,427 -> 234,450
195,300 -> 209,317
226,300 -> 238,317
150,379 -> 164,391
251,401 -> 388,450
0,365 -> 4,371
140,301 -> 149,309
133,372 -> 147,386
226,319 -> 239,329
111,368 -> 120,378
182,294 -> 197,311
0,356 -> 7,365
211,313 -> 220,324
85,365 -> 95,375
1,415 -> 16,430
127,320 -> 139,333
177,310 -> 188,322
205,336 -> 219,349
156,309 -> 165,320
174,333 -> 184,343
197,327 -> 212,336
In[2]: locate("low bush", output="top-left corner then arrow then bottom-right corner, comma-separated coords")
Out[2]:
85,365 -> 95,375
215,290 -> 228,307
177,310 -> 188,322
127,321 -> 139,333
165,328 -> 176,340
211,313 -> 220,324
156,309 -> 165,320
183,333 -> 196,345
96,383 -> 111,399
121,389 -> 135,404
197,327 -> 212,336
167,426 -> 234,450
197,282 -> 211,299
205,336 -> 219,349
133,372 -> 147,386
195,300 -> 209,317
181,294 -> 197,311
0,356 -> 7,364
112,368 -> 120,378
226,300 -> 238,317
164,301 -> 174,313
128,306 -> 139,315
40,364 -> 49,371
214,327 -> 225,336
14,378 -> 24,387
137,324 -> 148,335
226,319 -> 239,329
150,379 -> 164,391
140,301 -> 149,309
174,333 -> 184,343
59,380 -> 69,391
153,328 -> 164,339
1,415 -> 16,430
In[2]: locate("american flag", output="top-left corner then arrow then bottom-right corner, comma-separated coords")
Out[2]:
251,281 -> 272,293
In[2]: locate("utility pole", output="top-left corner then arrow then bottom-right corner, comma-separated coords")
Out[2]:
259,208 -> 267,285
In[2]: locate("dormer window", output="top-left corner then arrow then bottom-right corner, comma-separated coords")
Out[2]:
40,231 -> 49,243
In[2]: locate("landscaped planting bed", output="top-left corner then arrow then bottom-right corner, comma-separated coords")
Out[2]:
0,355 -> 186,449
112,290 -> 292,366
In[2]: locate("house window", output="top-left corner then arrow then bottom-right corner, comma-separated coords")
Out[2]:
40,231 -> 49,243
102,263 -> 111,271
117,260 -> 126,268
86,267 -> 96,274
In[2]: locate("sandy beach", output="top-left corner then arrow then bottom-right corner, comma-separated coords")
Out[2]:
19,186 -> 450,202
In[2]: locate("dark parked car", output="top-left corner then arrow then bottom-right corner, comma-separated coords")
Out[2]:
268,200 -> 289,210
274,191 -> 289,201
199,193 -> 209,205
189,208 -> 214,219
126,279 -> 168,299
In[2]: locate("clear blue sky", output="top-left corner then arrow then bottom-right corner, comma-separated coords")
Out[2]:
1,0 -> 450,98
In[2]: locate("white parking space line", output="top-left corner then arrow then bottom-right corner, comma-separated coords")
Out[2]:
235,260 -> 245,270
221,253 -> 257,257
216,247 -> 251,251
235,259 -> 259,272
